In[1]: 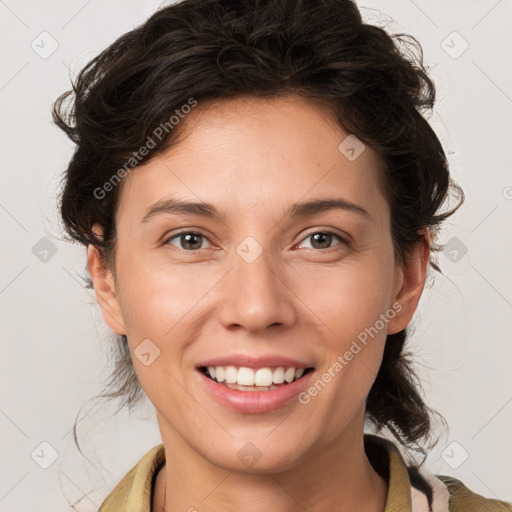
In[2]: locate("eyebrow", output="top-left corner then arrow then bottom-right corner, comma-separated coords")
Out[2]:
141,197 -> 370,224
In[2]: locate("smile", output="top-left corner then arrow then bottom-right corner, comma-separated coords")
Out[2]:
199,365 -> 313,391
196,364 -> 315,413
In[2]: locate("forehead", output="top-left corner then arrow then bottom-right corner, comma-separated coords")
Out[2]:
115,94 -> 388,226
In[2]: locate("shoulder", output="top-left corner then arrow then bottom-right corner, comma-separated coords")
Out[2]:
437,474 -> 512,512
364,434 -> 511,512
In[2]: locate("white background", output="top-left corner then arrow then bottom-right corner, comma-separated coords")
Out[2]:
0,0 -> 511,510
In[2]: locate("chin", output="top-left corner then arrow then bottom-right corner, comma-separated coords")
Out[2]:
202,438 -> 309,474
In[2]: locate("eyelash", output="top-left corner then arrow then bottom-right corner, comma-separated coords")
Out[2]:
164,230 -> 348,252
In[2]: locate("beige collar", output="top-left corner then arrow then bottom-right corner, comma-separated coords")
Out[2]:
98,434 -> 449,511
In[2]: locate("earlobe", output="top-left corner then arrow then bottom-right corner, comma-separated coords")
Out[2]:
86,241 -> 127,336
387,229 -> 431,335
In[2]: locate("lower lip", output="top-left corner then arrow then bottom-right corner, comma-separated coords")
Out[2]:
197,369 -> 315,414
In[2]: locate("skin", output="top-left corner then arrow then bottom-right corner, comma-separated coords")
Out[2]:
87,94 -> 430,512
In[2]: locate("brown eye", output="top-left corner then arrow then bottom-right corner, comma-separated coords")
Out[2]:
166,231 -> 210,251
298,231 -> 346,250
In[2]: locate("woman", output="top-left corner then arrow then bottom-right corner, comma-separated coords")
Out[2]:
52,0 -> 512,510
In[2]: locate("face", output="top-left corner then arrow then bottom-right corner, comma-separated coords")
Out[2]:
89,94 -> 428,473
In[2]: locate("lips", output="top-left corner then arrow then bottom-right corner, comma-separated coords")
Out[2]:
194,353 -> 316,413
196,365 -> 315,413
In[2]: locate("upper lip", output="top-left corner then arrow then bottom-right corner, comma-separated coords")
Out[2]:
196,354 -> 314,370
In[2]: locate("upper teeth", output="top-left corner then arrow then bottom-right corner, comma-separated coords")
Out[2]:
207,366 -> 305,387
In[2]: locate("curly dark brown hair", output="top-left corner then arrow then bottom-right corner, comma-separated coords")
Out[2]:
53,0 -> 462,466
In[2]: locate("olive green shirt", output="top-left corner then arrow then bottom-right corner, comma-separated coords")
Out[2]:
98,434 -> 512,511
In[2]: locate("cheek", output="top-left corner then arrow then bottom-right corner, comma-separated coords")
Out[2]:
114,251 -> 222,401
295,251 -> 396,407
295,251 -> 396,340
115,249 -> 217,338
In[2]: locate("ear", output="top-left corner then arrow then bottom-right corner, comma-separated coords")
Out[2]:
386,229 -> 430,335
87,225 -> 126,336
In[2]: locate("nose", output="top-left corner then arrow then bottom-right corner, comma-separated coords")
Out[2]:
216,242 -> 297,334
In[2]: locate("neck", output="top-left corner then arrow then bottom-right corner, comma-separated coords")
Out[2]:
153,418 -> 388,512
